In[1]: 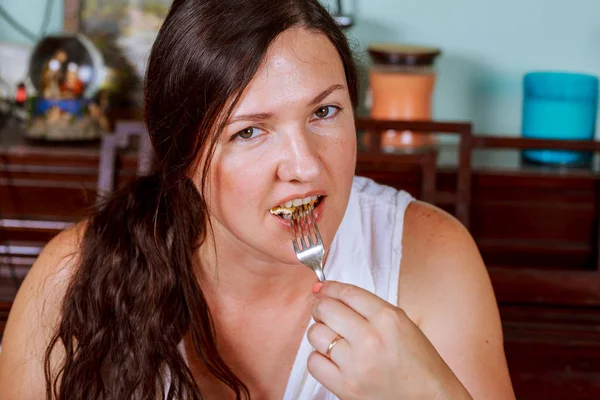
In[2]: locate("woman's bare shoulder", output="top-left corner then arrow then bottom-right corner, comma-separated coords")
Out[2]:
398,201 -> 514,399
398,200 -> 482,313
19,220 -> 86,296
0,221 -> 87,398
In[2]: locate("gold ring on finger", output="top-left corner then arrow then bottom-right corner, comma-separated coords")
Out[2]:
326,334 -> 343,360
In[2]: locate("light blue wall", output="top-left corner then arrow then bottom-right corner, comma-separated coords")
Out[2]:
0,0 -> 63,44
2,0 -> 599,136
325,0 -> 600,136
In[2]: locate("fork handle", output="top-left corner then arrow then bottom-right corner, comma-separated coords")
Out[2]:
312,264 -> 326,282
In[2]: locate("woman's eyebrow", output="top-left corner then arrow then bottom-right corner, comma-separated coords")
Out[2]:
227,84 -> 346,125
307,83 -> 346,107
227,112 -> 273,125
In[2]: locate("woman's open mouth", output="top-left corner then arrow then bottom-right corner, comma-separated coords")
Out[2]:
269,195 -> 325,227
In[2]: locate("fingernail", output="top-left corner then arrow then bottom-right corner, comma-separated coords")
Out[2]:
312,282 -> 324,294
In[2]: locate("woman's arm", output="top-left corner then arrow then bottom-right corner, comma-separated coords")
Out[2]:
0,224 -> 82,399
400,201 -> 515,399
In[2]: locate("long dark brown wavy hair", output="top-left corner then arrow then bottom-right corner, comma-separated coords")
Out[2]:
43,0 -> 358,398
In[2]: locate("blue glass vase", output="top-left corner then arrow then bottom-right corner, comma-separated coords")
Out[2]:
521,72 -> 599,166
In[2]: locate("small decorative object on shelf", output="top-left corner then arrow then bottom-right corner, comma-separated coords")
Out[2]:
522,71 -> 599,167
25,34 -> 109,142
332,0 -> 354,30
15,82 -> 27,106
366,44 -> 441,153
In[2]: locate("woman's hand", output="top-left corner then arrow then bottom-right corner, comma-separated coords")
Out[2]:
307,281 -> 472,400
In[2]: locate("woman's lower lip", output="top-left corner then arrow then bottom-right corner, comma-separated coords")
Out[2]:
271,198 -> 326,230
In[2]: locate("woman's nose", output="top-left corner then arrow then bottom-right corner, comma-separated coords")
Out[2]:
276,129 -> 323,183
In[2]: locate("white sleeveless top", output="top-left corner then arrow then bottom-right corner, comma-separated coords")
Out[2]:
282,176 -> 414,400
168,176 -> 414,399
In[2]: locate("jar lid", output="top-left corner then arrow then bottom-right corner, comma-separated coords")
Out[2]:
368,44 -> 441,66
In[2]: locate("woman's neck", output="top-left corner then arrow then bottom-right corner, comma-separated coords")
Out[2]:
195,234 -> 317,310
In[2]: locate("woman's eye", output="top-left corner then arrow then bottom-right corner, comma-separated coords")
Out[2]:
314,105 -> 340,119
235,127 -> 262,140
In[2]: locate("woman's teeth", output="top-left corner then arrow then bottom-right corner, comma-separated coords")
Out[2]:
270,195 -> 321,219
286,195 -> 318,208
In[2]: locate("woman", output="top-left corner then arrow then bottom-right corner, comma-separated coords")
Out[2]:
0,0 -> 515,399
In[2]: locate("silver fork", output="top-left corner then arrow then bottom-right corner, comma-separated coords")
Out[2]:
291,207 -> 326,281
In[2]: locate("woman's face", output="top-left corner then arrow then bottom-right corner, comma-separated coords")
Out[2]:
200,27 -> 356,266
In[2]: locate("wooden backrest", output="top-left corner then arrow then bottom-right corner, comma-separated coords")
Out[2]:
97,118 -> 477,226
97,121 -> 153,195
355,118 -> 474,228
356,148 -> 439,204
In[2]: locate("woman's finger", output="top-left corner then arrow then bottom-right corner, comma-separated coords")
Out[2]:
307,351 -> 346,398
311,297 -> 369,345
314,281 -> 388,321
306,322 -> 352,367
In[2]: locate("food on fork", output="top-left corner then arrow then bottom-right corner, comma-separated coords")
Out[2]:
270,195 -> 322,219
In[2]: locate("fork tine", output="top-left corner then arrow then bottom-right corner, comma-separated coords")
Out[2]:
306,225 -> 315,246
299,212 -> 309,249
294,212 -> 308,250
293,214 -> 302,240
290,217 -> 300,252
298,209 -> 313,247
309,209 -> 323,245
306,208 -> 318,245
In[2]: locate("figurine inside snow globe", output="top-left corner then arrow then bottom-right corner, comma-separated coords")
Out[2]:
26,34 -> 109,141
